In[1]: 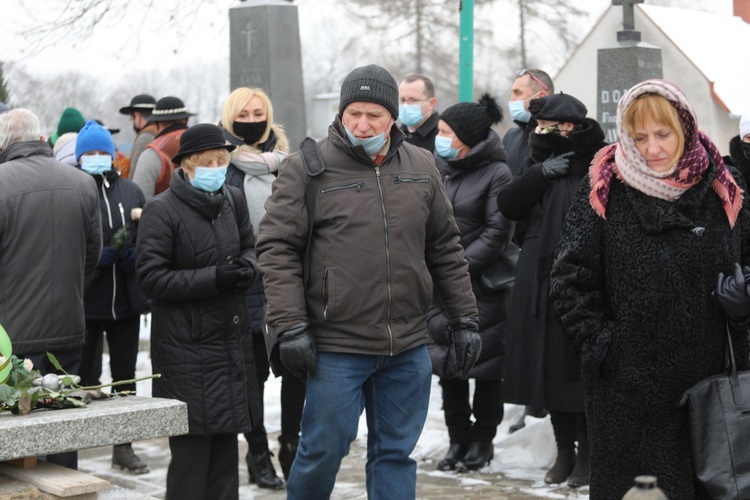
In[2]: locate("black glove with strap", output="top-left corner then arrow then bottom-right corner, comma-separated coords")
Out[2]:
541,151 -> 574,180
714,262 -> 750,324
449,317 -> 482,380
278,322 -> 317,379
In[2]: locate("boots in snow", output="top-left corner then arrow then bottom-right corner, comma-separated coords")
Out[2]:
112,443 -> 149,474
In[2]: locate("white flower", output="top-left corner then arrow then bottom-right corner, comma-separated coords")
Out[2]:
23,358 -> 33,371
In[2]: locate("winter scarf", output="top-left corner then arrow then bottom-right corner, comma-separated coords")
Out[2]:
231,150 -> 278,237
590,79 -> 742,227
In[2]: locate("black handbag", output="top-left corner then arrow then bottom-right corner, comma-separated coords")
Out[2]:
678,323 -> 750,499
480,242 -> 520,292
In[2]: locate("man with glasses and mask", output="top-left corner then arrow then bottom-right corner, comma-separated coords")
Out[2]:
504,69 -> 554,177
398,74 -> 440,152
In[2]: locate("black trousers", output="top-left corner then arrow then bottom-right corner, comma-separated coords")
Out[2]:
441,378 -> 504,444
79,316 -> 140,392
245,334 -> 306,454
167,433 -> 239,500
21,347 -> 82,469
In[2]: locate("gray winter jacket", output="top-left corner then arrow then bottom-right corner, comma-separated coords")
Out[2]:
0,141 -> 102,354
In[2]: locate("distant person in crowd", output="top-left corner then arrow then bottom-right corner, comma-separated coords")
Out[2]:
550,79 -> 750,498
219,87 -> 296,489
53,131 -> 78,167
136,123 -> 262,500
725,111 -> 750,186
119,94 -> 157,179
427,94 -> 512,472
74,120 -> 149,475
499,93 -> 606,488
0,109 -> 102,469
502,68 -> 554,434
398,74 -> 440,152
131,96 -> 194,201
49,106 -> 85,148
257,64 -> 480,499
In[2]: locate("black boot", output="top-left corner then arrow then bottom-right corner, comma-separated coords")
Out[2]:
246,450 -> 283,489
567,412 -> 590,488
436,444 -> 468,471
456,442 -> 494,471
277,438 -> 298,481
112,443 -> 149,474
544,412 -> 576,484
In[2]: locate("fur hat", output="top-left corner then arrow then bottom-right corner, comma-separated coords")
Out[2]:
56,107 -> 85,136
149,96 -> 195,122
172,123 -> 235,165
529,93 -> 587,123
339,65 -> 399,119
740,111 -> 750,140
440,93 -> 503,147
75,120 -> 115,161
119,94 -> 156,115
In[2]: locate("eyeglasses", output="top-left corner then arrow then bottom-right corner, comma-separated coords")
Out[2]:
399,98 -> 427,106
517,69 -> 549,91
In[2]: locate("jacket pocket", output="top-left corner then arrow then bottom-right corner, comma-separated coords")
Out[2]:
320,182 -> 364,194
393,174 -> 429,185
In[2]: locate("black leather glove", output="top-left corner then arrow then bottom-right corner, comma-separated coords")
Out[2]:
449,317 -> 482,380
278,322 -> 317,379
233,258 -> 256,290
541,151 -> 574,180
714,263 -> 750,324
216,261 -> 244,293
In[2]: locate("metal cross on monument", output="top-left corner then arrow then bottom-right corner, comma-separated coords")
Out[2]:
613,0 -> 644,42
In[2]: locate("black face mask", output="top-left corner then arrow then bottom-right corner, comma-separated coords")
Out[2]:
233,120 -> 267,146
742,142 -> 750,160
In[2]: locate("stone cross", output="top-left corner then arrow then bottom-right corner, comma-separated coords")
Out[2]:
613,0 -> 644,41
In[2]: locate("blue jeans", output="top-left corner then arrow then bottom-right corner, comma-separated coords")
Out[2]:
286,345 -> 432,500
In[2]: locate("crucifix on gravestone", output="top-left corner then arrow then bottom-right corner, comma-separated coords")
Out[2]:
597,0 -> 662,143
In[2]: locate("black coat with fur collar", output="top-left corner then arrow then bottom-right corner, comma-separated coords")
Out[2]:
550,163 -> 750,499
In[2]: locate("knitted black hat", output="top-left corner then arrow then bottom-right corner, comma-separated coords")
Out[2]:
119,94 -> 157,115
339,65 -> 399,119
172,123 -> 235,164
149,96 -> 196,122
440,93 -> 503,147
529,93 -> 587,123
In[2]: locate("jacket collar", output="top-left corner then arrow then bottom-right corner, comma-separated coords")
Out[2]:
0,141 -> 53,164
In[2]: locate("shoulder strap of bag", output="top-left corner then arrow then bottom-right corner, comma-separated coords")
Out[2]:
725,323 -> 743,405
299,137 -> 326,287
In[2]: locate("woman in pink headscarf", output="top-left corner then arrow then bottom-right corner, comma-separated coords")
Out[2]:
550,79 -> 750,499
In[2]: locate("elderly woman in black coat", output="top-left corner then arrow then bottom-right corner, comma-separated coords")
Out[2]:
498,93 -> 606,488
550,79 -> 750,499
136,123 -> 262,500
426,94 -> 513,472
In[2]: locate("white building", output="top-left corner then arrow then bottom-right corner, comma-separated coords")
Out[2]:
553,0 -> 750,153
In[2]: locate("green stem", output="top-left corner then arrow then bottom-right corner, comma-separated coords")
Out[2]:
77,373 -> 161,391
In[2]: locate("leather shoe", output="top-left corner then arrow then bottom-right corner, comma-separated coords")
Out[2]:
278,439 -> 298,481
112,443 -> 149,474
457,442 -> 494,471
246,450 -> 283,489
436,444 -> 468,471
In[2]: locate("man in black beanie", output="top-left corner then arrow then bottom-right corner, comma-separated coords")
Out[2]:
257,64 -> 480,499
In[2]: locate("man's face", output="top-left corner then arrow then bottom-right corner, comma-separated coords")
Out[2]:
398,80 -> 436,118
130,112 -> 150,132
341,102 -> 394,138
510,75 -> 544,111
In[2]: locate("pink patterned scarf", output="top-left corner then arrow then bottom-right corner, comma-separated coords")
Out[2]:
589,79 -> 742,227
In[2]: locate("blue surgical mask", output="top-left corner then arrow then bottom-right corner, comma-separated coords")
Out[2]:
80,155 -> 112,175
508,100 -> 531,123
399,104 -> 424,128
344,128 -> 387,155
434,136 -> 460,159
191,165 -> 228,192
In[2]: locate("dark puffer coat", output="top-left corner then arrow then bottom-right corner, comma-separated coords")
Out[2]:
726,134 -> 750,186
136,169 -> 262,435
550,164 -> 750,499
498,118 -> 606,411
427,130 -> 513,380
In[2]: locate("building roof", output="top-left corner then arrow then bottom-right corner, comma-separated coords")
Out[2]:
639,4 -> 750,117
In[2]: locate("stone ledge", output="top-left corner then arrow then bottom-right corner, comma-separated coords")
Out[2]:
0,397 -> 188,462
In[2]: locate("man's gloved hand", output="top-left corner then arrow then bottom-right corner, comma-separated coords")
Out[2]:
449,317 -> 482,380
98,246 -> 118,268
278,322 -> 317,379
541,151 -> 574,180
215,261 -> 246,293
119,247 -> 137,274
714,263 -> 750,324
233,258 -> 256,291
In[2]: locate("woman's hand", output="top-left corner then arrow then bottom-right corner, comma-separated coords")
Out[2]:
714,263 -> 750,324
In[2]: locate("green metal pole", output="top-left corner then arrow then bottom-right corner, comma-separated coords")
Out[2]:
458,0 -> 474,102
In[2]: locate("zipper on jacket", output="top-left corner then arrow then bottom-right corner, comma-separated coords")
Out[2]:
322,267 -> 329,322
100,182 -> 117,320
375,166 -> 394,355
394,175 -> 429,185
320,182 -> 364,194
